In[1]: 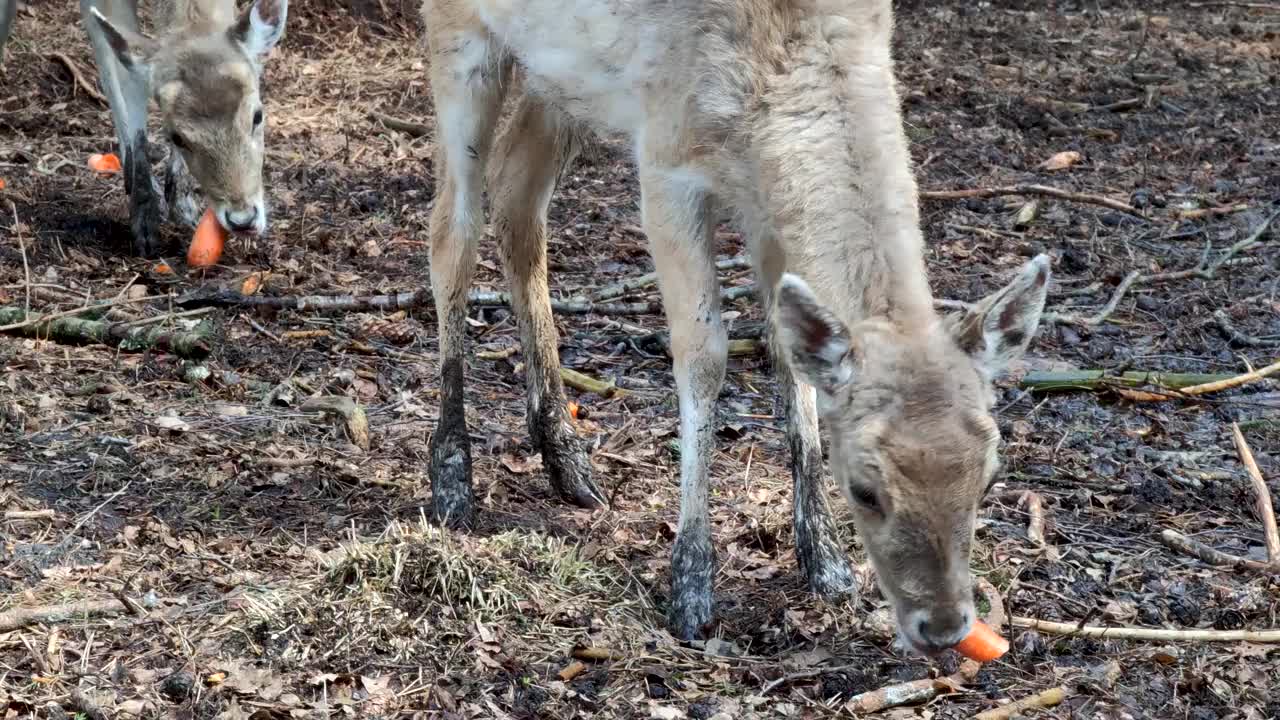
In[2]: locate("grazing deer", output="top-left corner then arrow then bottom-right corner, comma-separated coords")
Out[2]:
420,0 -> 1051,652
73,0 -> 287,256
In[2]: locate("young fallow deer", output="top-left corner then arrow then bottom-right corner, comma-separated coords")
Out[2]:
421,0 -> 1051,653
73,0 -> 287,256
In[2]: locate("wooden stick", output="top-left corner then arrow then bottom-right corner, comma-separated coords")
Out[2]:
974,687 -> 1068,720
0,295 -> 169,332
1021,491 -> 1046,547
368,111 -> 432,138
1159,529 -> 1277,573
1019,370 -> 1239,393
919,184 -> 1142,217
0,307 -> 212,359
560,368 -> 627,398
591,256 -> 752,301
1012,616 -> 1280,642
1232,422 -> 1280,564
1180,359 -> 1280,396
844,660 -> 982,714
45,52 -> 109,106
0,599 -> 131,632
4,509 -> 56,520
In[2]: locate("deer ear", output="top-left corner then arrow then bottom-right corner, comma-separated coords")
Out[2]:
89,6 -> 160,69
774,273 -> 856,401
953,254 -> 1051,378
232,0 -> 287,61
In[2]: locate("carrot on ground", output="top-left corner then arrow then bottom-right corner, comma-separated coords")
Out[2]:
88,153 -> 122,174
953,620 -> 1010,662
188,208 -> 227,268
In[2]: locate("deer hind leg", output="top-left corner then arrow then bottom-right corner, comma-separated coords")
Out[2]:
487,94 -> 606,509
424,20 -> 506,527
640,165 -> 727,640
79,0 -> 161,256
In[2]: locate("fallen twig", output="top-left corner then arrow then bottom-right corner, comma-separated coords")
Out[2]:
844,659 -> 982,714
1043,270 -> 1141,327
1159,529 -> 1277,573
1011,616 -> 1280,642
591,256 -> 752,301
1021,491 -> 1046,547
919,184 -> 1143,217
175,287 -> 662,316
1041,208 -> 1280,327
4,509 -> 56,520
1232,422 -> 1279,564
1213,309 -> 1275,347
368,111 -> 432,138
1179,204 -> 1251,221
0,306 -> 212,359
0,599 -> 130,632
1020,370 -> 1241,393
974,687 -> 1068,720
571,646 -> 623,662
46,52 -> 108,106
1180,359 -> 1280,396
301,395 -> 371,451
560,367 -> 627,398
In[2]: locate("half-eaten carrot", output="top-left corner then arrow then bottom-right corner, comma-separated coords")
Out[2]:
953,620 -> 1009,662
188,208 -> 227,268
567,401 -> 580,421
88,153 -> 122,174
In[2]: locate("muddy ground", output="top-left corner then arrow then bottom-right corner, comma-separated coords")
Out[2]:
2,0 -> 1279,718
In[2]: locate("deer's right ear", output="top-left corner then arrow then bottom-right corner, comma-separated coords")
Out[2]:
89,7 -> 159,69
775,273 -> 857,402
232,0 -> 288,62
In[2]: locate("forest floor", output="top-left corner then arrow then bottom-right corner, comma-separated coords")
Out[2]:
1,0 -> 1278,718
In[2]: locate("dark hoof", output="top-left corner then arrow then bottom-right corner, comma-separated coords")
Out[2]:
129,172 -> 163,258
429,431 -> 473,529
543,438 -> 607,510
668,530 -> 715,640
805,553 -> 859,599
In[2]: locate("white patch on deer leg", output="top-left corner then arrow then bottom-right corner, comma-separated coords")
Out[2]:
437,33 -> 494,231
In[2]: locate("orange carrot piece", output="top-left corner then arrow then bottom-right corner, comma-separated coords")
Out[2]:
88,153 -> 122,174
188,209 -> 227,268
953,620 -> 1010,662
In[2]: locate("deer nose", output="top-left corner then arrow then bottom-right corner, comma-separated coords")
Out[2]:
911,607 -> 974,652
222,207 -> 259,234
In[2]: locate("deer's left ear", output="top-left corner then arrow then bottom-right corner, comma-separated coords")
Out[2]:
231,0 -> 287,62
952,254 -> 1051,378
774,273 -> 858,403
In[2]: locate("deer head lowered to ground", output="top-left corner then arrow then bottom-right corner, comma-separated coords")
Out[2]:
418,0 -> 1051,653
81,0 -> 287,256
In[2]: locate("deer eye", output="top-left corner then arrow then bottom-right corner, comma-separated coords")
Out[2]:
170,132 -> 187,150
252,108 -> 264,128
850,485 -> 881,513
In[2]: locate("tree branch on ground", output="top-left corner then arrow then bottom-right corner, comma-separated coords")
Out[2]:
919,184 -> 1143,217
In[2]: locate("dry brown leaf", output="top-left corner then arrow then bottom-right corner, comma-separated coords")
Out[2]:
1040,150 -> 1082,171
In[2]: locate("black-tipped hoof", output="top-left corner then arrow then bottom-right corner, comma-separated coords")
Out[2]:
669,531 -> 715,641
545,447 -> 607,510
429,433 -> 473,529
805,555 -> 859,599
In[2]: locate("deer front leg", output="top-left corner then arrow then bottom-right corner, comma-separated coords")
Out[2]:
641,166 -> 727,640
488,96 -> 606,509
424,25 -> 505,527
777,365 -> 857,597
80,0 -> 161,256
